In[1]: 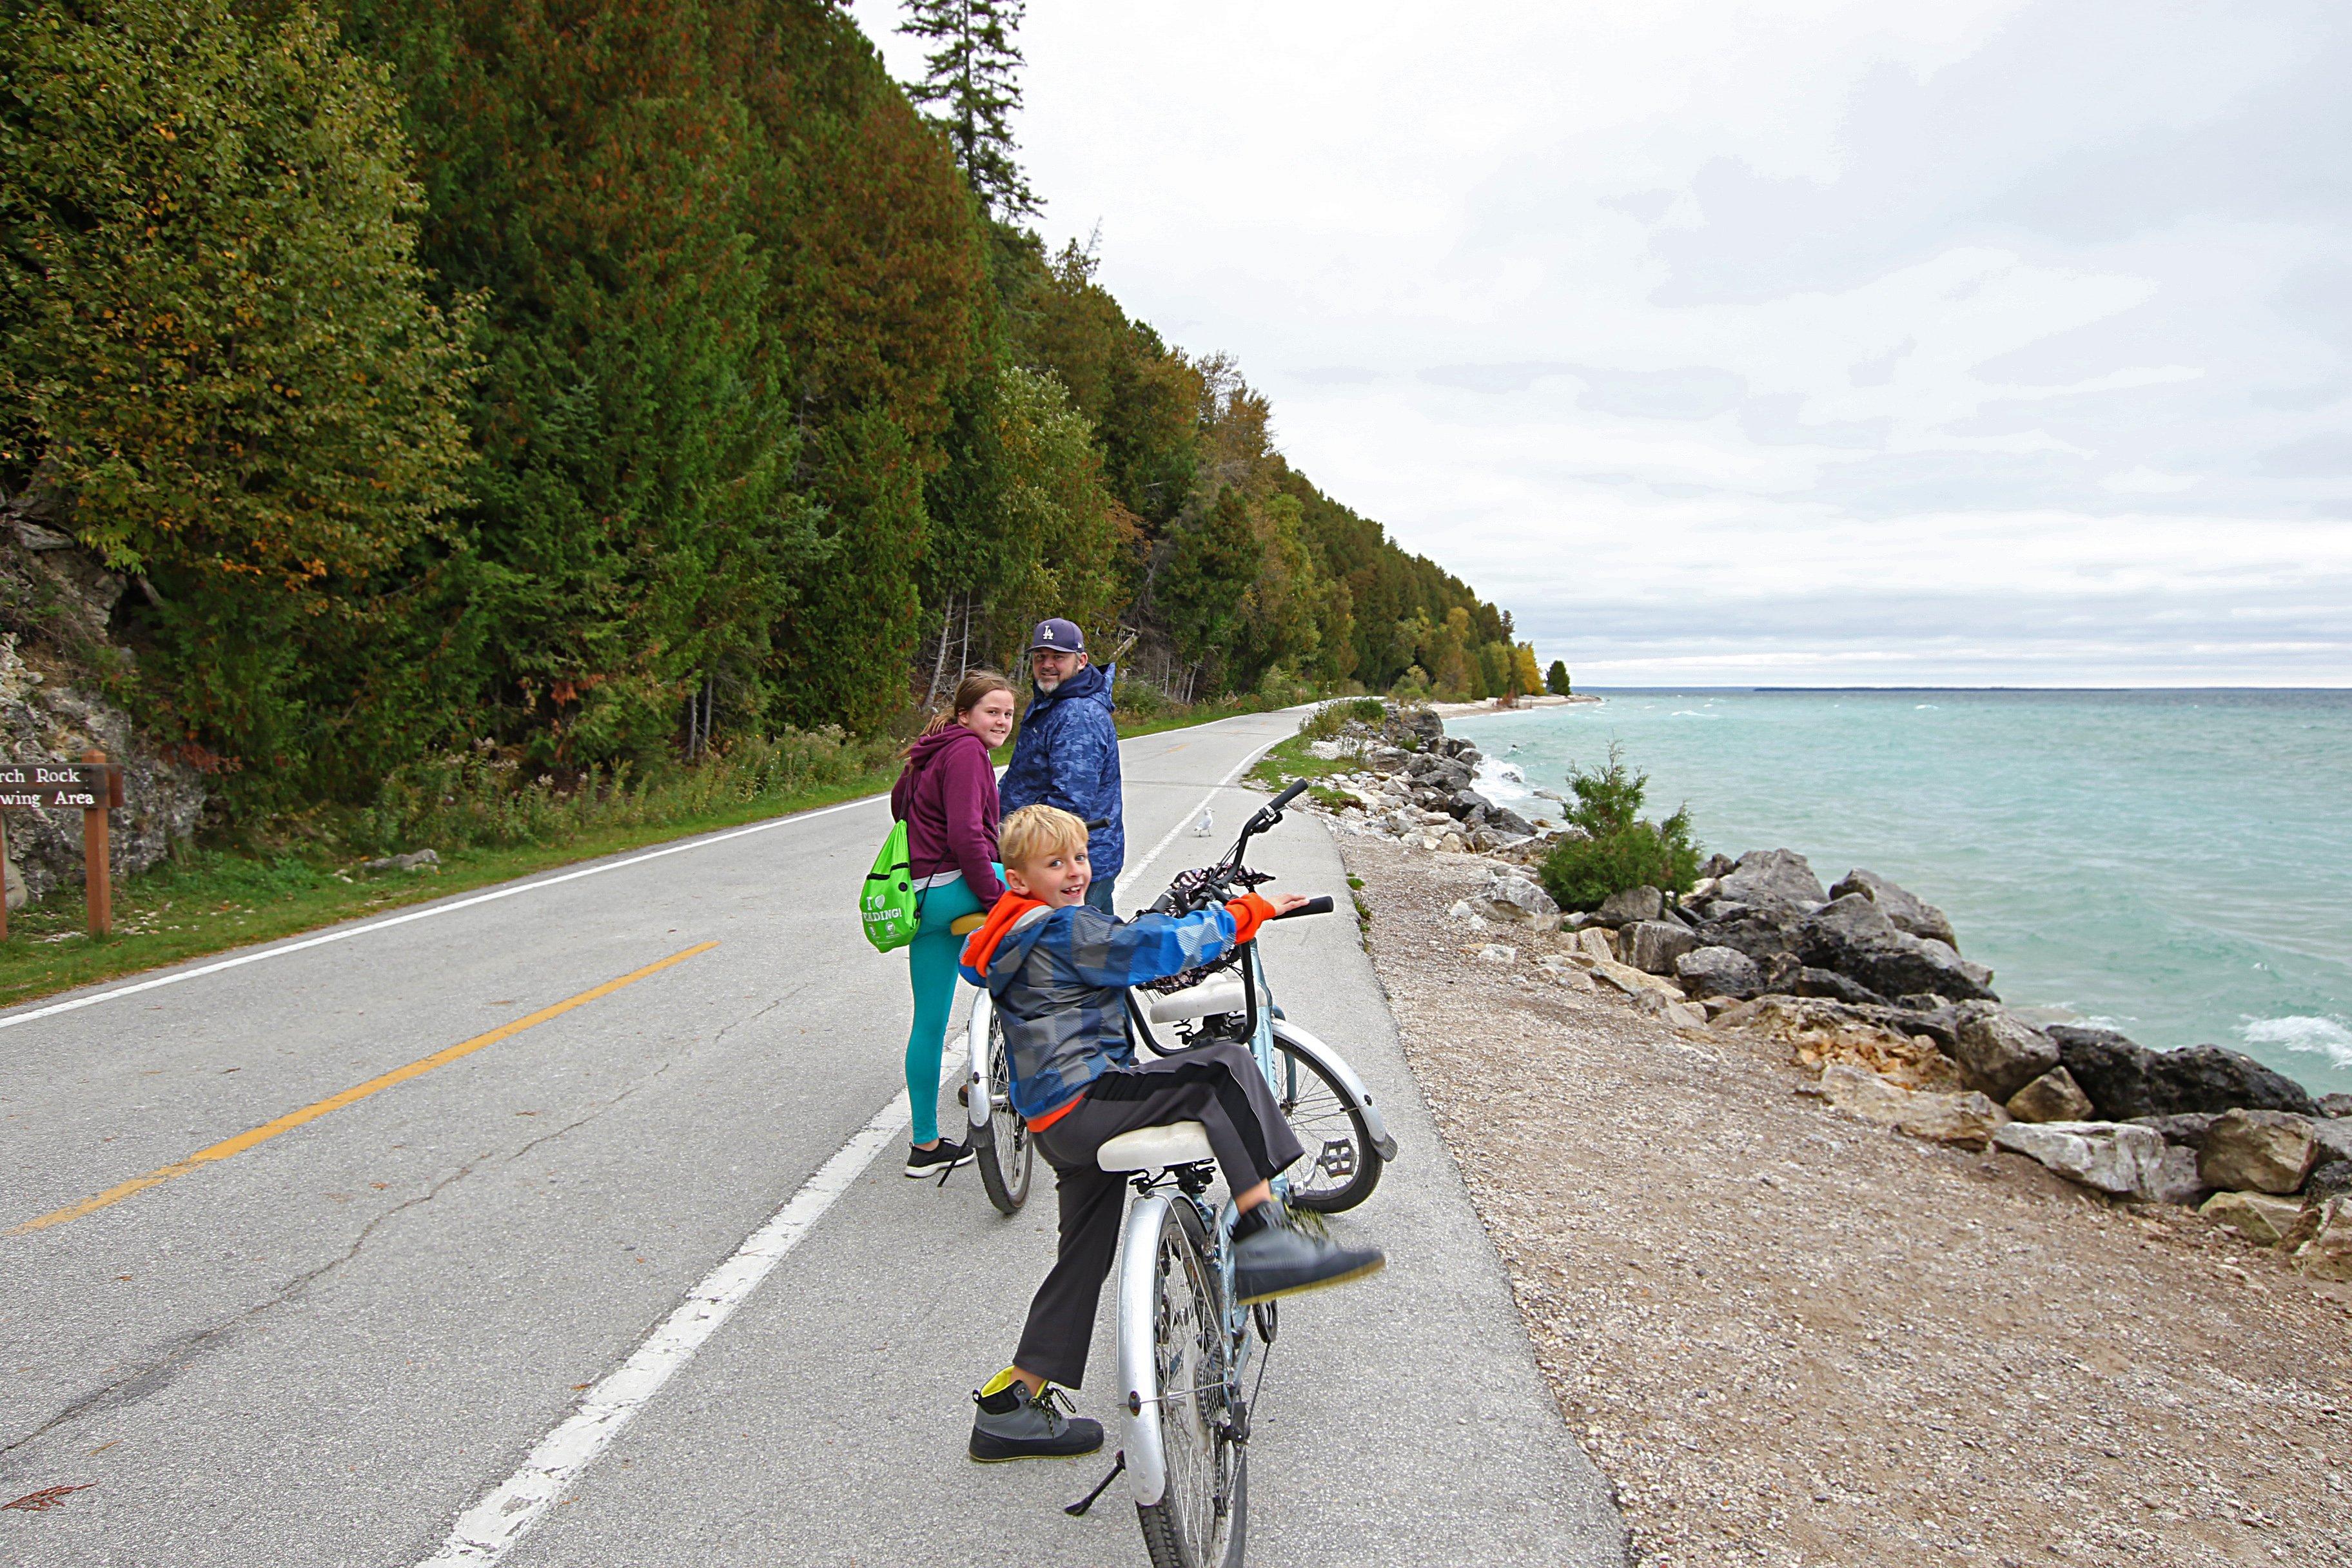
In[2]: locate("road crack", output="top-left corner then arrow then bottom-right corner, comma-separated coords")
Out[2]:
3,991 -> 792,1470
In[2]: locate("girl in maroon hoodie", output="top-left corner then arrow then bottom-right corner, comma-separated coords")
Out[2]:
890,671 -> 1017,1177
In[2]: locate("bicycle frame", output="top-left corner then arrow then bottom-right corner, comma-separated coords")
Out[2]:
1124,941 -> 1396,1164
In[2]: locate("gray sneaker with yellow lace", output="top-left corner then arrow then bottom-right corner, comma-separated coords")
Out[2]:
968,1374 -> 1104,1462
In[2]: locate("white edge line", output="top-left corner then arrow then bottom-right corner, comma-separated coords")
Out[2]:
0,794 -> 886,1033
418,1061 -> 940,1567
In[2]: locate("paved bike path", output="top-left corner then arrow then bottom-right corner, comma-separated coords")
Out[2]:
1,710 -> 1623,1567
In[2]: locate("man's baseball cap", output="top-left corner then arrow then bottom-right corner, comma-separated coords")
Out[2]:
1028,618 -> 1086,654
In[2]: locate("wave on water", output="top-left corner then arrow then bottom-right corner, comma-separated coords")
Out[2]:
2240,1015 -> 2352,1070
1670,710 -> 1720,719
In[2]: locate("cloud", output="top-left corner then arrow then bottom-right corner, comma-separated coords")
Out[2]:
848,0 -> 2352,684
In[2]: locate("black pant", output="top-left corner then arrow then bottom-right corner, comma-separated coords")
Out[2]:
1012,1040 -> 1306,1389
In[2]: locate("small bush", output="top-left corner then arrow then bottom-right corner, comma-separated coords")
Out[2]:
1113,676 -> 1175,721
1537,745 -> 1701,911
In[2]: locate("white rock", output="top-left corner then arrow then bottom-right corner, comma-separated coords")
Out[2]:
1475,943 -> 1518,965
1993,1120 -> 2167,1197
1818,1065 -> 2004,1148
1589,958 -> 1685,1001
1474,872 -> 1560,928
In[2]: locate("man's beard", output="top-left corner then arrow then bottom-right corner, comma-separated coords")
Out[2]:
1035,674 -> 1061,692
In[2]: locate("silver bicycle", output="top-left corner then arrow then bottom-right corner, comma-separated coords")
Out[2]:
1072,781 -> 1395,1565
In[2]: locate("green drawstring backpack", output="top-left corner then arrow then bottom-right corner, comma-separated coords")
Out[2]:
861,819 -> 923,952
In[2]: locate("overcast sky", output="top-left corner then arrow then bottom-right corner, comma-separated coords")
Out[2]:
850,1 -> 2352,686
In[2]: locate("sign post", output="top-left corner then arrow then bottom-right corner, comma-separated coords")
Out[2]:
0,755 -> 124,938
83,749 -> 112,936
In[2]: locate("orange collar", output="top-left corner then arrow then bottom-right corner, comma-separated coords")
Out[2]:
960,893 -> 1046,979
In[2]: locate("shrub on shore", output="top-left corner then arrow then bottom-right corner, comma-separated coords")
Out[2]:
1538,746 -> 1701,911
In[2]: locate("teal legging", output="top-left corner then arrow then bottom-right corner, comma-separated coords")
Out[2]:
906,870 -> 994,1146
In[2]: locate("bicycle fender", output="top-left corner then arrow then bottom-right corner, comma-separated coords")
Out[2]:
1116,1193 -> 1174,1508
1269,1021 -> 1399,1162
965,989 -> 994,1132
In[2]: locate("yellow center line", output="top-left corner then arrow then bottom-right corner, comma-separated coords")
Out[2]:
8,941 -> 720,1237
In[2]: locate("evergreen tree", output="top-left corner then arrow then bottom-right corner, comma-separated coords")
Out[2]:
351,0 -> 816,768
899,0 -> 1037,220
1546,658 -> 1573,696
1155,487 -> 1258,677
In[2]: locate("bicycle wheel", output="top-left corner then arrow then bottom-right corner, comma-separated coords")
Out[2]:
974,1006 -> 1032,1214
1273,1036 -> 1383,1213
1135,1201 -> 1246,1568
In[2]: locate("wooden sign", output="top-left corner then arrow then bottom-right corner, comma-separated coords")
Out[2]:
0,762 -> 119,810
0,750 -> 123,939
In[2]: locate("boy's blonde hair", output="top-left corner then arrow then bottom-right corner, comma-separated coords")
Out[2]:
999,803 -> 1088,870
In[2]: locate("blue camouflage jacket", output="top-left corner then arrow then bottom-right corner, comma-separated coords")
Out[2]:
960,898 -> 1241,1122
999,660 -> 1124,879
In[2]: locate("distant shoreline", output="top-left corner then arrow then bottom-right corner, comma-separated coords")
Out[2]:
1427,694 -> 1602,717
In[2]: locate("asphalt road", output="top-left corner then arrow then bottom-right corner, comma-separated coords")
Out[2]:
1,710 -> 1625,1567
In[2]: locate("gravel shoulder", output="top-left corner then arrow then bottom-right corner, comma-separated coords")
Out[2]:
1343,836 -> 2352,1568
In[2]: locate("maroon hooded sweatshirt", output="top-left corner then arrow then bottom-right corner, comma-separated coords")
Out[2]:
889,725 -> 1004,906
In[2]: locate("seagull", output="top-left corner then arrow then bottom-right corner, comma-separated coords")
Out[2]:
1192,808 -> 1215,838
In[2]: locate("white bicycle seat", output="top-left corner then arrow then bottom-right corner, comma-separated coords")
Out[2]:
1096,1120 -> 1214,1172
1145,975 -> 1268,1023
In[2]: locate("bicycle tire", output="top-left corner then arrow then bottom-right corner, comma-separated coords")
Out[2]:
974,1007 -> 1031,1214
1133,1200 -> 1246,1568
1272,1036 -> 1383,1213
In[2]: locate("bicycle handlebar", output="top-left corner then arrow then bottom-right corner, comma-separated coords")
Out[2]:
1266,779 -> 1309,812
1273,895 -> 1334,920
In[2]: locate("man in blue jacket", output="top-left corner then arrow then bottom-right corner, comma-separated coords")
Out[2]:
998,618 -> 1124,913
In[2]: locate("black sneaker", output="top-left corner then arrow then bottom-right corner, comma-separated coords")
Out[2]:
1231,1206 -> 1386,1304
969,1379 -> 1104,1462
905,1139 -> 974,1178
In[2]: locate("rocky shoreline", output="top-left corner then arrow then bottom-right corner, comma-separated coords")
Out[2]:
1340,838 -> 2352,1567
1297,701 -> 2352,1281
1296,700 -> 2352,1564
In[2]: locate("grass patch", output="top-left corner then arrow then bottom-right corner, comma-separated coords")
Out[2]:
0,761 -> 894,1009
1244,732 -> 1360,794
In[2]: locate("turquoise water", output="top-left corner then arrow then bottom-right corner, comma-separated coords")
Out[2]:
1454,691 -> 2352,1097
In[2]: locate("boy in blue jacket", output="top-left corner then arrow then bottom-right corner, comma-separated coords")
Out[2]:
957,805 -> 1385,1462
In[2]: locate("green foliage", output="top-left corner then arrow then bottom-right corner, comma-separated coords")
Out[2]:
1297,694 -> 1385,741
1155,487 -> 1259,663
0,0 -> 476,799
1546,658 -> 1573,696
920,362 -> 1121,673
1537,746 -> 1702,911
